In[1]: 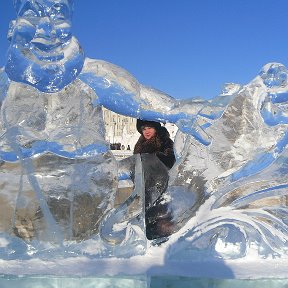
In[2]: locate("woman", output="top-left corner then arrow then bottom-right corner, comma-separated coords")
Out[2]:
134,119 -> 176,240
134,119 -> 176,169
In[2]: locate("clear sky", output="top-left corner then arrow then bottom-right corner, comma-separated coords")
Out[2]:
1,0 -> 288,100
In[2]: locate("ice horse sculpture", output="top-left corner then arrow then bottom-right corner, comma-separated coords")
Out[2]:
0,0 -> 287,262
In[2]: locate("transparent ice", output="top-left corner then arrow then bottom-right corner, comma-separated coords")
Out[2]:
0,0 -> 287,268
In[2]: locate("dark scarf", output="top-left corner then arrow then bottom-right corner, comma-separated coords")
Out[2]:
134,135 -> 162,154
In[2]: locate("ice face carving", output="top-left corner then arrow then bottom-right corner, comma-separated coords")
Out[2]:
5,0 -> 84,92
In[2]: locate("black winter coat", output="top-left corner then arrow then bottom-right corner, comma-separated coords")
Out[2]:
133,127 -> 176,169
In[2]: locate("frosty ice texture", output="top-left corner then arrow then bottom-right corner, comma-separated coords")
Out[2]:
0,0 -> 287,261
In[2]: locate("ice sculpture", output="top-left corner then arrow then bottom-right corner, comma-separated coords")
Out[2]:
0,0 -> 213,257
0,0 -> 287,262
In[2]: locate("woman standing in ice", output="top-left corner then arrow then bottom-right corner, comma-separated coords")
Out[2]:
0,0 -> 209,246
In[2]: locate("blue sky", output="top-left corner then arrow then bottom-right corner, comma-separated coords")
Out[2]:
1,0 -> 288,100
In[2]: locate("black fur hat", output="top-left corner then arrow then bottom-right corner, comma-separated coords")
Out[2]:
136,119 -> 161,134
